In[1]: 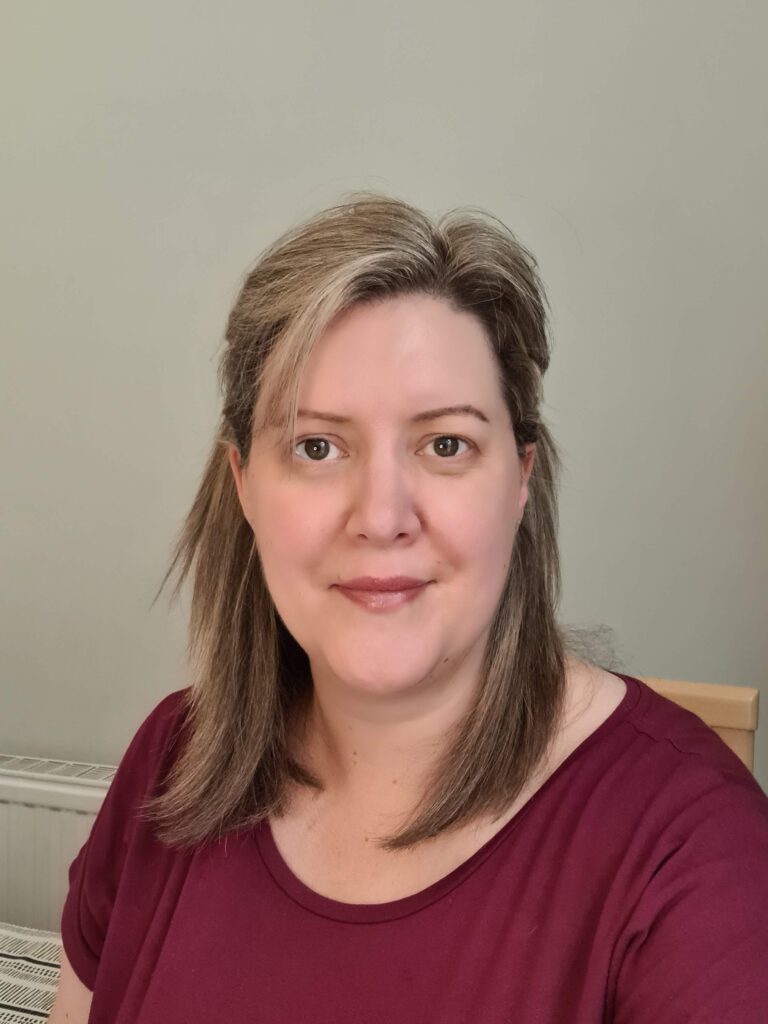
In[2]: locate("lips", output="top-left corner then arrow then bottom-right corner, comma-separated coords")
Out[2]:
334,576 -> 428,592
333,580 -> 430,611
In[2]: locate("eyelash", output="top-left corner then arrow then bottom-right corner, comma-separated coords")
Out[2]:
292,434 -> 476,464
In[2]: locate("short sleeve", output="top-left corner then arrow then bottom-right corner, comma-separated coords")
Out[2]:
612,774 -> 768,1023
60,689 -> 188,990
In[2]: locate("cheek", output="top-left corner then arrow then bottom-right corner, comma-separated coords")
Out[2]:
250,507 -> 318,651
461,505 -> 517,584
440,471 -> 519,555
462,522 -> 517,637
249,489 -> 332,610
419,492 -> 516,652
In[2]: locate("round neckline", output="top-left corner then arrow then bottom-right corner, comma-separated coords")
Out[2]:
255,671 -> 643,923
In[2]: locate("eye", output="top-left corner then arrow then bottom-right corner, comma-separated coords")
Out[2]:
292,434 -> 474,463
425,435 -> 472,459
293,436 -> 343,462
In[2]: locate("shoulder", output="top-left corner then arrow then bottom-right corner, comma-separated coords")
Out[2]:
137,687 -> 191,752
139,686 -> 191,731
603,673 -> 768,856
104,687 -> 192,808
619,672 -> 758,784
608,680 -> 768,1020
132,687 -> 190,750
558,665 -> 768,843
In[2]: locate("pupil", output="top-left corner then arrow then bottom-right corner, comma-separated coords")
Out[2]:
435,436 -> 459,457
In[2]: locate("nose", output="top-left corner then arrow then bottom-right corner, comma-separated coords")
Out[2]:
344,448 -> 422,544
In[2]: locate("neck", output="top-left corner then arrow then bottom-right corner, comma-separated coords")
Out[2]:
294,650 -> 485,819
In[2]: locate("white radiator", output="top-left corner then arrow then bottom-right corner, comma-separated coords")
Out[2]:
0,754 -> 115,932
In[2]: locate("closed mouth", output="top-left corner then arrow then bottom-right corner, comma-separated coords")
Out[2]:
334,578 -> 429,593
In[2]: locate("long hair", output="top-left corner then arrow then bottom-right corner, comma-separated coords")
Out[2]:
141,192 -> 568,852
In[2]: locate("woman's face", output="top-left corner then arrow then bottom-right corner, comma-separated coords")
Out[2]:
228,293 -> 534,702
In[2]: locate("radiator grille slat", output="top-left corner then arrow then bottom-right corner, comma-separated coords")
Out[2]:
0,755 -> 112,931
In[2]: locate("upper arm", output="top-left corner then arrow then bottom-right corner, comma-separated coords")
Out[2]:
47,946 -> 93,1024
612,780 -> 768,1022
55,690 -> 188,1019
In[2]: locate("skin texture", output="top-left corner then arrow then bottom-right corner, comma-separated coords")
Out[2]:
228,294 -> 535,823
46,947 -> 92,1022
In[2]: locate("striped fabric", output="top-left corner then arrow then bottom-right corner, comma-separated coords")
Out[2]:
0,923 -> 62,1023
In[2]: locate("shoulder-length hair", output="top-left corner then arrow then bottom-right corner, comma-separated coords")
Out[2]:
141,191 -> 568,852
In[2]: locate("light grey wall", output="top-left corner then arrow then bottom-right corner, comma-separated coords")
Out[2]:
2,2 -> 766,789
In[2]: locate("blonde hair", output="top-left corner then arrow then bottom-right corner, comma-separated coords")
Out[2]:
142,192 -> 567,851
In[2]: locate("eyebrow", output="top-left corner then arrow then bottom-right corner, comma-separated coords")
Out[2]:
296,404 -> 490,425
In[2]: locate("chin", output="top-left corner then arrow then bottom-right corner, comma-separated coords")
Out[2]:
323,647 -> 444,697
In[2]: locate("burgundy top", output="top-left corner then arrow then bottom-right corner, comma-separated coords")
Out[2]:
61,673 -> 768,1022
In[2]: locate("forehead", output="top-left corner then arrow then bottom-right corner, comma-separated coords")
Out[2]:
297,294 -> 506,418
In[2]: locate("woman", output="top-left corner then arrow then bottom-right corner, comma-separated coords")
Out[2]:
50,194 -> 768,1023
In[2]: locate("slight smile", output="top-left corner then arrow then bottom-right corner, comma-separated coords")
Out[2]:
332,581 -> 431,612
